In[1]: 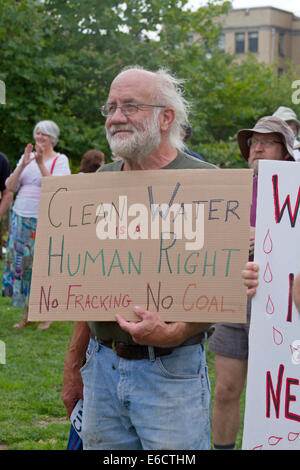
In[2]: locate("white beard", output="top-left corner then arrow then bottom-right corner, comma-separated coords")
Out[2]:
106,112 -> 161,161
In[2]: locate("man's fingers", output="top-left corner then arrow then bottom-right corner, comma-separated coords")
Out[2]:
115,306 -> 144,327
115,313 -> 129,330
132,305 -> 146,319
244,279 -> 258,289
247,287 -> 257,298
241,269 -> 259,280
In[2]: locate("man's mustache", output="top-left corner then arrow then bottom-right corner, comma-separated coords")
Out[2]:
108,124 -> 136,136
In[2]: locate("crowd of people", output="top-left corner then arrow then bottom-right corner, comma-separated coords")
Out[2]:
1,64 -> 300,450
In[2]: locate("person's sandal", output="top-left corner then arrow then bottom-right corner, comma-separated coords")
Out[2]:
37,322 -> 52,330
13,318 -> 33,328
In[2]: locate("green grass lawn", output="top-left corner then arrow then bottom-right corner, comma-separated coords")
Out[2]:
0,296 -> 74,450
0,260 -> 245,450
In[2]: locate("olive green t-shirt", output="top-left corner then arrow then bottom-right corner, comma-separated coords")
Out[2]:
88,150 -> 216,344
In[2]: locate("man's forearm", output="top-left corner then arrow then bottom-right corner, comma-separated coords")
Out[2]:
65,321 -> 91,368
62,321 -> 91,416
172,321 -> 211,347
116,307 -> 211,348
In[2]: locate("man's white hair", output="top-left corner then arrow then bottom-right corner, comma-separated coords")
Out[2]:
120,65 -> 190,151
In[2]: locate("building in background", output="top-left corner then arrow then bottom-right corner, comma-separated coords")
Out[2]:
218,7 -> 300,73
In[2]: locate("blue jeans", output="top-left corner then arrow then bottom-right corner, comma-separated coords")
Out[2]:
81,338 -> 211,450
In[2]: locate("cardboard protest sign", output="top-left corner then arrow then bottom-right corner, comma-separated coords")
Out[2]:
28,168 -> 252,322
243,161 -> 300,450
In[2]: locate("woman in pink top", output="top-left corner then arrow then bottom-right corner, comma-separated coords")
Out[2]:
3,120 -> 71,329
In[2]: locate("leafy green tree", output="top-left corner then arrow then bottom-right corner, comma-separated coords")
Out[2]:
0,0 -> 299,172
182,52 -> 300,167
41,0 -> 230,164
0,0 -> 229,168
0,0 -> 60,162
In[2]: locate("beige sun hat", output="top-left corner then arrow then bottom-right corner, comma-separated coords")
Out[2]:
237,116 -> 295,161
272,106 -> 300,132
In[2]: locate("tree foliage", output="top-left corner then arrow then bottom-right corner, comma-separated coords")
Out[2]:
183,52 -> 300,167
0,0 -> 299,170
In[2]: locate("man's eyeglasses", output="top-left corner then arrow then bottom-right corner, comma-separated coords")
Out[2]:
100,103 -> 166,117
247,137 -> 282,149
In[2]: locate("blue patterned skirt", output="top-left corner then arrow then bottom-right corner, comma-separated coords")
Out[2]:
2,211 -> 37,308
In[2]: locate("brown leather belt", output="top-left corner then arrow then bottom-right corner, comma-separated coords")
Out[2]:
101,340 -> 173,359
94,331 -> 207,360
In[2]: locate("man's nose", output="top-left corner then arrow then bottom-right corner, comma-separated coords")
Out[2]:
252,140 -> 264,150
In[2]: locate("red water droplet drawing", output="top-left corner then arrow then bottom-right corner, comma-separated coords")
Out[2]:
266,296 -> 275,315
263,229 -> 273,254
288,432 -> 300,442
263,262 -> 273,283
268,435 -> 283,446
273,326 -> 283,346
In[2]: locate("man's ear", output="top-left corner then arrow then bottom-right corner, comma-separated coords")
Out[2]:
159,107 -> 175,132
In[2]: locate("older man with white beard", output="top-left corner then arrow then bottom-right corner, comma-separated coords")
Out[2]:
62,66 -> 216,450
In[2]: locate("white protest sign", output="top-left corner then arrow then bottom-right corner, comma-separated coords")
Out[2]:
70,399 -> 83,440
243,161 -> 300,450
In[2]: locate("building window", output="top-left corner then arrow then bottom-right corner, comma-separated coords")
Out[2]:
218,33 -> 225,52
278,32 -> 284,57
248,31 -> 258,53
186,33 -> 195,46
235,33 -> 245,53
